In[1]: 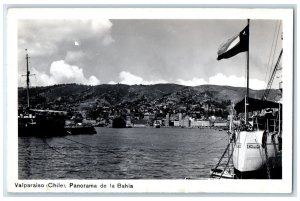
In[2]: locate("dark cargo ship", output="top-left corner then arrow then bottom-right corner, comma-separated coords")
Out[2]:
18,109 -> 68,137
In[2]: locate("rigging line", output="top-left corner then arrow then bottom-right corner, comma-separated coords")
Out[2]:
264,21 -> 280,85
244,49 -> 247,92
63,137 -> 96,148
200,134 -> 228,150
253,136 -> 265,165
233,129 -> 242,176
219,142 -> 235,179
211,130 -> 241,177
62,137 -> 125,156
212,143 -> 231,172
268,22 -> 282,86
42,138 -> 70,157
42,138 -> 94,159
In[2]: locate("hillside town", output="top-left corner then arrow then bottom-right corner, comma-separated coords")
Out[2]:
84,96 -> 230,128
18,82 -> 281,130
18,84 -> 243,129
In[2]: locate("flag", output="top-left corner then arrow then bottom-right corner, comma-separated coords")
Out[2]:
217,25 -> 249,60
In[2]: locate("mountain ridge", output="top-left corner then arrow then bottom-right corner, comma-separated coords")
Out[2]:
18,83 -> 281,113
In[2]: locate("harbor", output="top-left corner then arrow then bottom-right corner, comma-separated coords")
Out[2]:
16,18 -> 283,181
18,127 -> 228,179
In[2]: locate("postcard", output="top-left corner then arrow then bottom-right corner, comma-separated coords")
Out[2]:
5,7 -> 294,193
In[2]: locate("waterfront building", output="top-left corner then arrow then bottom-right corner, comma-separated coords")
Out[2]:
182,115 -> 190,128
133,119 -> 147,128
191,119 -> 210,127
165,113 -> 170,127
179,113 -> 183,126
143,112 -> 150,121
213,121 -> 228,127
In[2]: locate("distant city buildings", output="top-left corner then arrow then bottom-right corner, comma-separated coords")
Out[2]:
19,84 -> 231,129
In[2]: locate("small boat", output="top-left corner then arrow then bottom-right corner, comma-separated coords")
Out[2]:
153,120 -> 161,128
65,124 -> 97,135
65,115 -> 97,135
210,168 -> 236,179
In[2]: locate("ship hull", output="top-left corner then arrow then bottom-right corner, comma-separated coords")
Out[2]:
18,125 -> 67,137
234,166 -> 282,179
18,113 -> 67,137
65,125 -> 97,135
232,130 -> 282,179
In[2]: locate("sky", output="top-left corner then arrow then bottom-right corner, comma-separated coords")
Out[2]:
18,19 -> 282,90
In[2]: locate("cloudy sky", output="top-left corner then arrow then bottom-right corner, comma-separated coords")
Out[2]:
18,19 -> 282,90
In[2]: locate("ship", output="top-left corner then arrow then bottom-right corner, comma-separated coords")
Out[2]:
18,50 -> 98,137
212,20 -> 282,179
232,97 -> 282,179
65,113 -> 97,135
18,109 -> 68,137
18,49 -> 68,137
153,120 -> 161,128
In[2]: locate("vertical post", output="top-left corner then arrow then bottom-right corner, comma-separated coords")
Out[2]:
246,19 -> 250,124
244,95 -> 247,123
26,49 -> 30,108
279,103 -> 281,136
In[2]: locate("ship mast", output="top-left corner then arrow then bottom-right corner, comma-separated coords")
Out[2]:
25,49 -> 30,108
245,19 -> 250,124
23,49 -> 34,108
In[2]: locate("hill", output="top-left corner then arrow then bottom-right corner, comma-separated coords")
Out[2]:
18,83 -> 281,119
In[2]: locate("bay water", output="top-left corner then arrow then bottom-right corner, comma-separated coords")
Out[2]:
18,127 -> 228,179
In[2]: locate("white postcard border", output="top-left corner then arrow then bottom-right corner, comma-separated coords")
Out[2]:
5,8 -> 294,193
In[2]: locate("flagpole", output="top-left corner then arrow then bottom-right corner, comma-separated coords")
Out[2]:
245,19 -> 250,124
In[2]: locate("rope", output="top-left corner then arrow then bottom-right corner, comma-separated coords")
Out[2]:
219,142 -> 235,179
264,21 -> 280,85
217,130 -> 241,179
200,134 -> 228,151
267,22 -> 282,87
42,138 -> 70,157
211,143 -> 231,174
264,143 -> 272,179
42,137 -> 96,159
63,137 -> 96,148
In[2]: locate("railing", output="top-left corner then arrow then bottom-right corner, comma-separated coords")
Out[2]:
251,117 -> 281,132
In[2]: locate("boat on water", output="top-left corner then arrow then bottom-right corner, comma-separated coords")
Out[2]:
153,120 -> 161,128
65,124 -> 97,135
231,97 -> 282,179
210,168 -> 236,179
214,19 -> 282,179
19,109 -> 68,137
19,50 -> 97,137
65,114 -> 97,135
18,50 -> 68,137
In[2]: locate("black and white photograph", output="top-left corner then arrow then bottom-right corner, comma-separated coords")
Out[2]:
5,7 -> 294,193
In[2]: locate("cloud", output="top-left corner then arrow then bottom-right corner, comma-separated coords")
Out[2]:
177,77 -> 207,86
108,81 -> 117,84
176,73 -> 267,90
114,71 -> 167,85
19,19 -> 114,56
18,19 -> 114,79
208,73 -> 267,90
64,51 -> 85,63
29,60 -> 100,86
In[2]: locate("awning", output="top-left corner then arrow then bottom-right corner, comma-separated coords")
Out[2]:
234,97 -> 282,113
